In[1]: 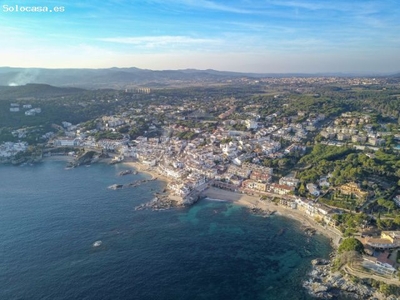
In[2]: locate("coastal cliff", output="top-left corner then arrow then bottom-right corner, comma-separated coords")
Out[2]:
66,151 -> 98,168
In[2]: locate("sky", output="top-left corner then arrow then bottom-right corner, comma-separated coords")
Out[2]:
0,0 -> 399,73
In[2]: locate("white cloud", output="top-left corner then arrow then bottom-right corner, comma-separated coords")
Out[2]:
146,0 -> 257,14
98,35 -> 220,49
266,0 -> 376,13
187,0 -> 254,14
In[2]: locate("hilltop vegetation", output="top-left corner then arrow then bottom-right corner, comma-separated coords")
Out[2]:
338,237 -> 364,254
0,87 -> 121,129
0,84 -> 85,100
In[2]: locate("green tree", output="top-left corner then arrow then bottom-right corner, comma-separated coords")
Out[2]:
394,216 -> 400,226
298,183 -> 306,196
338,238 -> 364,254
378,198 -> 396,213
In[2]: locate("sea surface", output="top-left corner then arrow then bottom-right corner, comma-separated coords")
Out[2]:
0,161 -> 332,300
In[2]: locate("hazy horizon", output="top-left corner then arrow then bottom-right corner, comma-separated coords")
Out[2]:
1,0 -> 399,73
0,66 -> 398,77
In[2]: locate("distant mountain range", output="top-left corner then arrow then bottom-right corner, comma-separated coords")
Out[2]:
0,67 -> 398,89
0,67 -> 254,89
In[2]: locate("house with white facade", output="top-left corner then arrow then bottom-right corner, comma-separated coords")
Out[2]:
306,183 -> 320,196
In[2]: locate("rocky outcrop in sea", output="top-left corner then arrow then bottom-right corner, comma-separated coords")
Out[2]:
135,194 -> 180,211
108,178 -> 156,190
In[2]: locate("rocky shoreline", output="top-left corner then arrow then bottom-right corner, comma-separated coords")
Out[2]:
134,185 -> 394,299
135,193 -> 181,211
23,158 -> 399,298
198,187 -> 400,300
108,178 -> 157,190
27,154 -> 400,298
304,257 -> 398,300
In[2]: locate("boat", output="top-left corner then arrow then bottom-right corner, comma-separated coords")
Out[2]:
93,240 -> 102,247
108,184 -> 123,190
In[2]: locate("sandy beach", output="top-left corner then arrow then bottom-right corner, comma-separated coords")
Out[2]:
118,161 -> 342,247
122,161 -> 171,185
202,186 -> 342,247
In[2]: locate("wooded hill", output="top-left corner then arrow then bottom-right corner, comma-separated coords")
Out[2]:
0,84 -> 85,100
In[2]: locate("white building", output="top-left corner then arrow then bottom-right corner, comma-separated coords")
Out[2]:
55,138 -> 80,147
279,176 -> 300,187
306,183 -> 320,196
245,119 -> 258,130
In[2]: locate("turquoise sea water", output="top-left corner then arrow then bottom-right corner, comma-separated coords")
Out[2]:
0,161 -> 332,299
